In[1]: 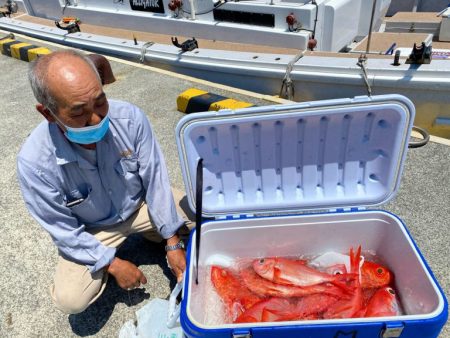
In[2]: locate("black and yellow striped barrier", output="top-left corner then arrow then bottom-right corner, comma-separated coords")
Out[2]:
0,35 -> 51,62
177,88 -> 254,114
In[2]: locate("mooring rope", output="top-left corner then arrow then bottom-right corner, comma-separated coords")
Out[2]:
357,55 -> 372,96
280,49 -> 306,101
139,41 -> 155,63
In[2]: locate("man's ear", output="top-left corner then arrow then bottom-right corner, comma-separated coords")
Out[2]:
36,103 -> 55,123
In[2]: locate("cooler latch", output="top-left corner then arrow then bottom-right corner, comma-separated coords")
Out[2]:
381,322 -> 404,337
232,330 -> 252,338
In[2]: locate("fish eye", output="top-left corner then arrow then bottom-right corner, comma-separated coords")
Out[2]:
377,268 -> 384,274
334,271 -> 342,275
387,288 -> 395,295
259,258 -> 265,264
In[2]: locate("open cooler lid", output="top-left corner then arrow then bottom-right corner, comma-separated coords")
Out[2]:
175,94 -> 415,218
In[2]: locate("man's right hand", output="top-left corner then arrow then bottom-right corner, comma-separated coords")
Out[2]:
106,257 -> 147,290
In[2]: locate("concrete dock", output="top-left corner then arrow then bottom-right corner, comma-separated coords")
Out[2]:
0,35 -> 449,337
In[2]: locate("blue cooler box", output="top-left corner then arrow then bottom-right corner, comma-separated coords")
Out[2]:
174,94 -> 448,338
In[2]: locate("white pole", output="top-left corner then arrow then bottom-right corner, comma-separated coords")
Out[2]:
189,0 -> 196,20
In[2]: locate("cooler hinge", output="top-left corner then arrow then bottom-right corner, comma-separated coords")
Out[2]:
381,323 -> 404,337
232,331 -> 252,338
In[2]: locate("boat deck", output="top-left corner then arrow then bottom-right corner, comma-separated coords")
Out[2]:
351,32 -> 450,53
386,11 -> 443,23
13,13 -> 301,55
10,12 -> 450,62
0,34 -> 449,338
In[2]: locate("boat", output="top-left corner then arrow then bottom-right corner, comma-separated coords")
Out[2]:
2,0 -> 450,139
7,0 -> 392,52
387,0 -> 450,16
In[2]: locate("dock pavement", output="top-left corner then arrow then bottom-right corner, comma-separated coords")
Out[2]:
0,36 -> 448,338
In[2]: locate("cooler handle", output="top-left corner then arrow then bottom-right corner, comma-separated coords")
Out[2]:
167,280 -> 183,329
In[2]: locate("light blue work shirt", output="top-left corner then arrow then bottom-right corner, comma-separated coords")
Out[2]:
17,100 -> 184,273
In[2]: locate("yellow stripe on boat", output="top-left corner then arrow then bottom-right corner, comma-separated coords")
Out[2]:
178,88 -> 253,114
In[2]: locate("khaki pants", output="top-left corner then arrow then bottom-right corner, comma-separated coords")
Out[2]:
51,189 -> 194,314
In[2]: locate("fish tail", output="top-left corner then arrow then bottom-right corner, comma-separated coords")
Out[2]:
350,245 -> 362,275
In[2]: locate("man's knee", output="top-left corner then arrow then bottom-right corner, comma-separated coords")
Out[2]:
51,261 -> 106,314
52,286 -> 91,314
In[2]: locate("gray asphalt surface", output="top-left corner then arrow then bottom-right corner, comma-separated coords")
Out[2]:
0,44 -> 448,338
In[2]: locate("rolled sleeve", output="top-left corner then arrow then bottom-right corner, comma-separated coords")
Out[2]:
134,107 -> 184,239
17,157 -> 116,273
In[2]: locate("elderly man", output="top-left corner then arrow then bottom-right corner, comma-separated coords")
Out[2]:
17,50 -> 191,314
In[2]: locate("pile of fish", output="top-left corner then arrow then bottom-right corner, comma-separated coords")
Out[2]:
211,246 -> 401,324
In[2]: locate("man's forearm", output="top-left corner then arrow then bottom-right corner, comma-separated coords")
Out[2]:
166,233 -> 181,246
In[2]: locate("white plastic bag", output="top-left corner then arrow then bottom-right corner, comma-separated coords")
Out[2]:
119,283 -> 184,338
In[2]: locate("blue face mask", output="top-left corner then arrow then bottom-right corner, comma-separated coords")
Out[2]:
49,110 -> 110,145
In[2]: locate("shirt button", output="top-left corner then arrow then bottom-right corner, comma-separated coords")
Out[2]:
108,190 -> 112,195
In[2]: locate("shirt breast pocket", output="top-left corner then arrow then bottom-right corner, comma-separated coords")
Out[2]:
115,157 -> 143,198
66,186 -> 98,223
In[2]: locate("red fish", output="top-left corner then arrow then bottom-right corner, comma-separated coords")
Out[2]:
364,287 -> 400,317
361,261 -> 393,289
362,288 -> 378,307
234,298 -> 295,323
323,246 -> 364,319
252,256 -> 354,290
290,294 -> 340,320
211,266 -> 263,321
240,266 -> 348,299
234,294 -> 339,323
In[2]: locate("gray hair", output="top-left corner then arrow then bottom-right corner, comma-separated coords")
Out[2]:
28,50 -> 101,113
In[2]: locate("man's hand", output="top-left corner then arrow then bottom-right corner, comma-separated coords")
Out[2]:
166,234 -> 186,282
106,257 -> 147,290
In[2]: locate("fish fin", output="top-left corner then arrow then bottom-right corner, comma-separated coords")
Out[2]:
234,314 -> 258,323
261,308 -> 281,322
328,272 -> 359,295
273,267 -> 292,285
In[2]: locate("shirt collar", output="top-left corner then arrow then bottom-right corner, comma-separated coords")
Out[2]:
50,122 -> 100,169
50,123 -> 78,165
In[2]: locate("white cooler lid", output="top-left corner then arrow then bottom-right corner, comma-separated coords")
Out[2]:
175,94 -> 415,218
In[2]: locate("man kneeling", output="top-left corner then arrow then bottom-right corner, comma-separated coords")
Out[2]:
17,50 -> 191,314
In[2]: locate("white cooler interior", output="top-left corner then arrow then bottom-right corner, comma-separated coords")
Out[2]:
175,96 -> 442,328
186,211 -> 444,328
176,96 -> 413,217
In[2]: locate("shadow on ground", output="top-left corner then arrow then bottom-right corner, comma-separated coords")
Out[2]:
68,234 -> 177,336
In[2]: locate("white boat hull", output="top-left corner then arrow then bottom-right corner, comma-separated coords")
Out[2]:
1,17 -> 450,139
10,0 -> 391,52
